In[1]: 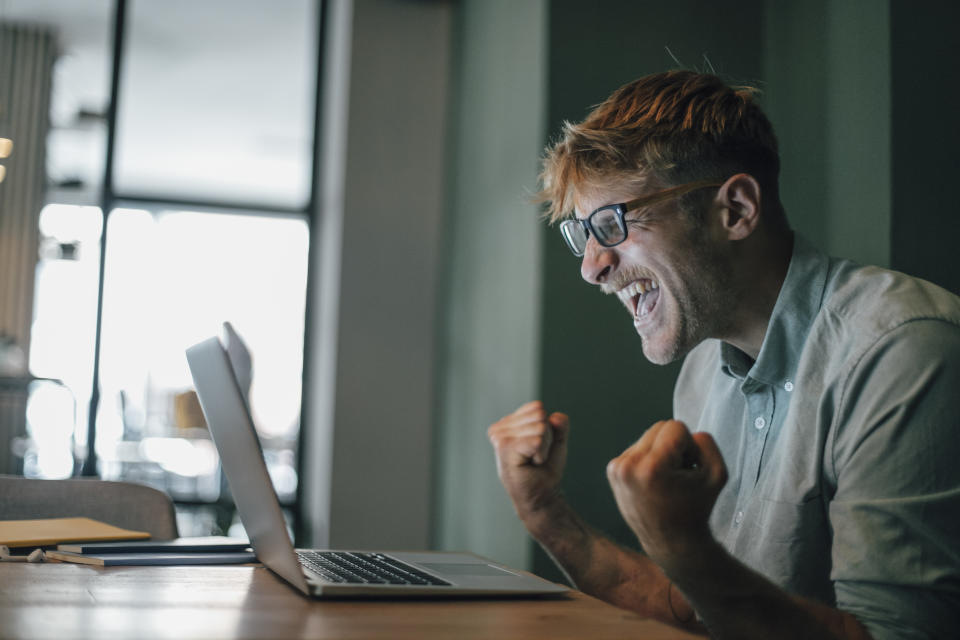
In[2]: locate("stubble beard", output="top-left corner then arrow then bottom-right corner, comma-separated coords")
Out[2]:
640,229 -> 733,365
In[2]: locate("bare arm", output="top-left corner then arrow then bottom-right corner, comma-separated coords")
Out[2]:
526,498 -> 702,630
663,536 -> 871,640
607,419 -> 873,640
487,402 -> 702,632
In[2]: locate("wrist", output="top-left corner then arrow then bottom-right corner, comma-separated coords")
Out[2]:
637,521 -> 716,577
521,494 -> 580,545
657,529 -> 724,583
516,484 -> 563,521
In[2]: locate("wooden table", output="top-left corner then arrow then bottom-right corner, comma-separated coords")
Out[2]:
0,563 -> 700,639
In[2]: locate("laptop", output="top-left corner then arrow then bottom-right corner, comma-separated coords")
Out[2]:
186,335 -> 568,598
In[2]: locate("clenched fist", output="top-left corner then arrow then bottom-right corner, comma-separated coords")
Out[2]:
488,401 -> 570,525
607,419 -> 727,575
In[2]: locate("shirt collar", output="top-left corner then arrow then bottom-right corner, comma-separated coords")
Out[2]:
720,234 -> 830,386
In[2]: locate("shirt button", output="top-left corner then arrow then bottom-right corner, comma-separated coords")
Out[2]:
734,511 -> 744,525
754,416 -> 766,430
784,380 -> 794,392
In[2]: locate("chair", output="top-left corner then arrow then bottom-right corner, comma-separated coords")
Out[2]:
0,475 -> 179,540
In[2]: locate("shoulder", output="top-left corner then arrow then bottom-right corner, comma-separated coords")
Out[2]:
831,315 -> 960,462
803,264 -> 960,385
816,268 -> 960,483
823,263 -> 960,337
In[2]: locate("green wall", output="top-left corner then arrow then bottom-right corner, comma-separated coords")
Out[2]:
537,0 -> 765,581
436,0 -> 957,579
890,1 -> 960,294
765,0 -> 892,268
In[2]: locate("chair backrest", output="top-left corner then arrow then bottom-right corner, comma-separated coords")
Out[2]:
0,475 -> 179,540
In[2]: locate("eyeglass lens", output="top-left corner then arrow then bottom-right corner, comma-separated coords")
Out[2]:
591,207 -> 625,245
559,207 -> 626,256
560,220 -> 587,255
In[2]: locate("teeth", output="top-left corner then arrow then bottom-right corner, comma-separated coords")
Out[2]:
616,278 -> 658,305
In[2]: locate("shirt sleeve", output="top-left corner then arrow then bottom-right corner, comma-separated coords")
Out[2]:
828,318 -> 960,639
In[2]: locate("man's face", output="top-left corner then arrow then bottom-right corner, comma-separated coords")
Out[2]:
575,181 -> 732,364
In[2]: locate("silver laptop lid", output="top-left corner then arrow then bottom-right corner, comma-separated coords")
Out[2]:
186,336 -> 310,594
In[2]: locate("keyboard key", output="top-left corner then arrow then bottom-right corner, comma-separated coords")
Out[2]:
297,551 -> 451,586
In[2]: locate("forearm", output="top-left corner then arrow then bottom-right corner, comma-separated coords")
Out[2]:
524,500 -> 705,633
669,538 -> 871,640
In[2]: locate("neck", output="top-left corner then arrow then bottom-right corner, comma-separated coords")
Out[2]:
721,230 -> 794,361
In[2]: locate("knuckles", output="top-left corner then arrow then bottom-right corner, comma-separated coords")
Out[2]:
606,458 -> 621,481
488,430 -> 514,453
606,448 -> 668,489
488,419 -> 549,459
606,454 -> 637,483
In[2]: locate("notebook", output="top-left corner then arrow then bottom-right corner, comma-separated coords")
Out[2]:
186,335 -> 567,598
0,517 -> 149,548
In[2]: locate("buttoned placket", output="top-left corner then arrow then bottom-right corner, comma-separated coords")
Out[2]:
731,377 -> 776,528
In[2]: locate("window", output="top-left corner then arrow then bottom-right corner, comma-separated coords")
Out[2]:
14,0 -> 320,537
114,0 -> 316,208
95,208 -> 308,506
25,205 -> 103,478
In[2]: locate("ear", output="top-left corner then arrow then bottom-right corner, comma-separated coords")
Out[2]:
715,174 -> 762,241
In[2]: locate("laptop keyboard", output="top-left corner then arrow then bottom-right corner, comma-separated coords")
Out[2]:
297,551 -> 452,586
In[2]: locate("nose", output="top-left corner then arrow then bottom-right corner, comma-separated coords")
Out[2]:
580,238 -> 618,285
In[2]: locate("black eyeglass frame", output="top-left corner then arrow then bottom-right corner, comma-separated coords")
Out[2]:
559,179 -> 723,256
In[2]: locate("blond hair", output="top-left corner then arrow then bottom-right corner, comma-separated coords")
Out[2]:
539,70 -> 781,223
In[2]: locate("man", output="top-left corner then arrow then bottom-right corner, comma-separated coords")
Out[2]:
487,70 -> 960,639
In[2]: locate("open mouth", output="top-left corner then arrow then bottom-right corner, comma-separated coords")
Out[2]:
616,278 -> 660,322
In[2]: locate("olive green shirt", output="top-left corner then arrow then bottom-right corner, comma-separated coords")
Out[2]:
674,236 -> 960,639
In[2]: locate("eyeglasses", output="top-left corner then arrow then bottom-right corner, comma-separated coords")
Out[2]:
558,179 -> 723,256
